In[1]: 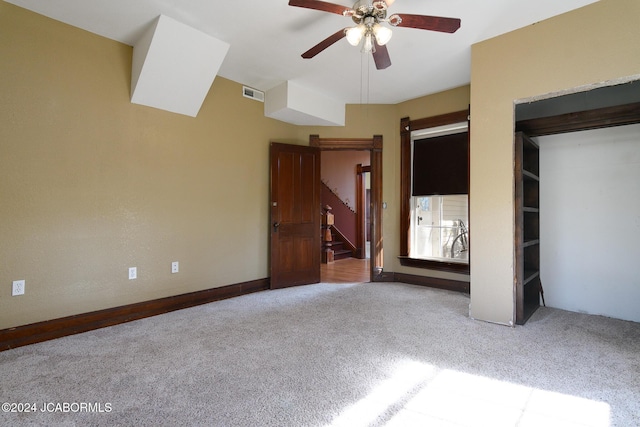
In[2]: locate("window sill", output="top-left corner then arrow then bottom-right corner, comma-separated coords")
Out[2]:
398,256 -> 470,274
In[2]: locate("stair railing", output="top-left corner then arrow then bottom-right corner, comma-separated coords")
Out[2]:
322,205 -> 335,263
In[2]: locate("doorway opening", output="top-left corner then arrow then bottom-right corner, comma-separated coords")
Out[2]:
320,150 -> 370,263
311,135 -> 383,284
320,153 -> 370,283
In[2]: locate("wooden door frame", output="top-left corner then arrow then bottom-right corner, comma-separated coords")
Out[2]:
515,101 -> 640,137
356,164 -> 371,259
310,135 -> 383,281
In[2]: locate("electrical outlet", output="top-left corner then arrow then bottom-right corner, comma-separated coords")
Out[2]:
129,267 -> 137,280
12,280 -> 25,296
171,261 -> 179,274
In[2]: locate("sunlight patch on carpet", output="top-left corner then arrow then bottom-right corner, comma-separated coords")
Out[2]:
329,359 -> 611,427
328,360 -> 436,427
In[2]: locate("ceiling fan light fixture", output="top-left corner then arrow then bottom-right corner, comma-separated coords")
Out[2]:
346,24 -> 366,46
288,0 -> 461,70
373,24 -> 392,45
362,32 -> 374,53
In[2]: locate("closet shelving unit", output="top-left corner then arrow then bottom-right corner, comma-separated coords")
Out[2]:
515,132 -> 541,325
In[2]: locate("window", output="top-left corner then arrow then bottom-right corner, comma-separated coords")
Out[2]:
411,195 -> 468,263
399,111 -> 470,273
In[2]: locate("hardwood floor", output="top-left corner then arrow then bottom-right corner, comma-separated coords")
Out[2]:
320,257 -> 370,283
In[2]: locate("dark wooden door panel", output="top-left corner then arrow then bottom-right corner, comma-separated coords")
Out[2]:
295,237 -> 314,271
279,152 -> 296,224
300,153 -> 316,223
276,237 -> 314,273
270,143 -> 321,289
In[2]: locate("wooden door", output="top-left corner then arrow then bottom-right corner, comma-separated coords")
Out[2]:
270,143 -> 321,289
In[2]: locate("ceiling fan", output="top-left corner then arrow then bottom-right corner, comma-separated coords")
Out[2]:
288,0 -> 461,70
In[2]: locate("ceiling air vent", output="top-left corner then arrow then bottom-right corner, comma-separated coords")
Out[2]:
243,86 -> 264,102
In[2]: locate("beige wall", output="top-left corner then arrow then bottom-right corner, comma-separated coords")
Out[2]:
470,0 -> 640,325
1,2 -> 468,330
11,0 -> 630,330
0,3 -> 301,328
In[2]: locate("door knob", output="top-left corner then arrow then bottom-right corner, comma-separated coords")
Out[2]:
273,222 -> 280,232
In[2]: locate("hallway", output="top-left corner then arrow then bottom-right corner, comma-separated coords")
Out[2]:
320,258 -> 370,283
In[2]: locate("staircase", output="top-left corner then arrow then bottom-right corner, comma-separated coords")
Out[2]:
328,230 -> 353,261
322,206 -> 356,263
320,182 -> 360,263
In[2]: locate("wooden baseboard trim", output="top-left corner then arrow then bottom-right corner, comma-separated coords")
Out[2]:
393,272 -> 470,294
0,278 -> 269,352
373,271 -> 395,282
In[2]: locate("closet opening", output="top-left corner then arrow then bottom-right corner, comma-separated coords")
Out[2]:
514,79 -> 640,324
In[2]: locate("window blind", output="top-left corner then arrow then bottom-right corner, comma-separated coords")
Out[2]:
412,132 -> 468,196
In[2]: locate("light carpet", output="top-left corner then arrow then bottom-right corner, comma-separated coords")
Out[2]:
1,282 -> 638,426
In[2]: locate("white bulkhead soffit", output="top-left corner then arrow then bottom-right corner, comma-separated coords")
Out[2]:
265,81 -> 346,127
131,15 -> 230,117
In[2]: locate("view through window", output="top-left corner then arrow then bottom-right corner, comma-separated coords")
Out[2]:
410,195 -> 468,263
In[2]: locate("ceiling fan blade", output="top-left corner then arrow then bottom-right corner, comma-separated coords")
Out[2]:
302,28 -> 347,59
288,0 -> 352,16
393,14 -> 461,33
372,42 -> 391,70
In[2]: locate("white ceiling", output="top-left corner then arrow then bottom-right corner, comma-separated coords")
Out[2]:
6,0 -> 599,105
